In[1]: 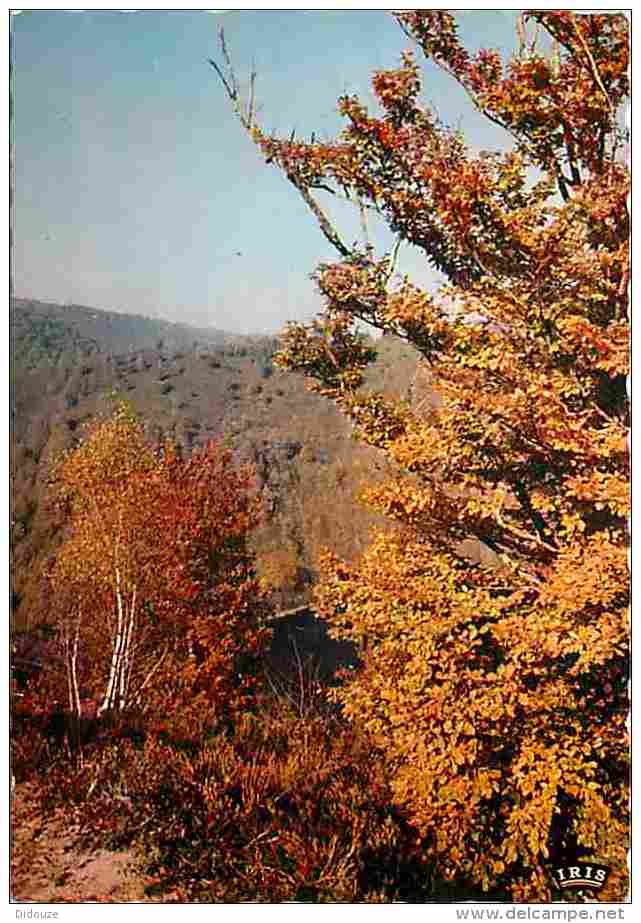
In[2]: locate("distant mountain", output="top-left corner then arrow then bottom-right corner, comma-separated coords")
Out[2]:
10,297 -> 231,368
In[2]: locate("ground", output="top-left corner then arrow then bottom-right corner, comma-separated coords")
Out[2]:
10,781 -> 174,904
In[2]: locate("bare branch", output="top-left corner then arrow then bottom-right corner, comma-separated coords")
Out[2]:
248,66 -> 256,129
218,27 -> 237,99
292,179 -> 352,259
385,235 -> 403,285
210,29 -> 353,260
358,195 -> 370,250
208,58 -> 236,106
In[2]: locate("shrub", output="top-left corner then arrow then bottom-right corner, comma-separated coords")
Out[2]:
34,700 -> 443,903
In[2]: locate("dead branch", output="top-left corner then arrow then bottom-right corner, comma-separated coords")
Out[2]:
210,29 -> 353,260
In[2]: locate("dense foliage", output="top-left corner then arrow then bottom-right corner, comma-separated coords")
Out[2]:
45,403 -> 269,722
217,10 -> 630,900
41,702 -> 440,903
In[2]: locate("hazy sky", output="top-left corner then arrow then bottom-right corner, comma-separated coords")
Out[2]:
11,8 -> 522,335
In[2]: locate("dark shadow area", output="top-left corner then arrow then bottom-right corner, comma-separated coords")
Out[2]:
266,606 -> 360,684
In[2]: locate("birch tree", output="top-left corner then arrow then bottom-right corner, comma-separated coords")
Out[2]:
49,403 -> 267,720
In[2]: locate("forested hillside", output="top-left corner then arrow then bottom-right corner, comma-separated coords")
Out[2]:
10,297 -> 229,367
10,296 -> 417,629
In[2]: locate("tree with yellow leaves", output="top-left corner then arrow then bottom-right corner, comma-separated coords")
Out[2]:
215,11 -> 629,900
48,403 -> 268,723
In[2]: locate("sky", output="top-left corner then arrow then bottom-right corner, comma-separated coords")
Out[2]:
10,8 -> 525,335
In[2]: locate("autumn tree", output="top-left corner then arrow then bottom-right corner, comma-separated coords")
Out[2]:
215,11 -> 629,900
48,403 -> 268,723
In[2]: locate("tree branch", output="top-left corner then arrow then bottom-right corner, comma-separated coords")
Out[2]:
571,18 -> 614,116
210,30 -> 353,260
287,174 -> 353,259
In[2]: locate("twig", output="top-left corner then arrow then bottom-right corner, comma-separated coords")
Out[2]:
358,195 -> 370,250
129,646 -> 170,712
248,65 -> 256,129
386,235 -> 402,283
210,30 -> 353,260
571,17 -> 614,114
292,179 -> 352,258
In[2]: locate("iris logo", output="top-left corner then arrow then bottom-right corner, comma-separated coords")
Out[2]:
551,863 -> 610,892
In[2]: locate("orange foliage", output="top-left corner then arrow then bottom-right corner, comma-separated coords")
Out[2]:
217,11 -> 630,900
54,706 -> 432,902
47,402 -> 269,722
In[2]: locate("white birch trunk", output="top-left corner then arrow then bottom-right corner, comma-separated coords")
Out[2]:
63,610 -> 82,720
98,565 -> 125,716
69,613 -> 82,719
124,591 -> 140,710
118,586 -> 136,710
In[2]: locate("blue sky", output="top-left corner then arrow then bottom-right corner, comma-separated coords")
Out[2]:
11,9 -> 522,334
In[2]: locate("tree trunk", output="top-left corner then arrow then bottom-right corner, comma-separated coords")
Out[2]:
98,567 -> 126,716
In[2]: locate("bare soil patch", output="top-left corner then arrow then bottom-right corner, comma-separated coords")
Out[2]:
10,781 -> 171,904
